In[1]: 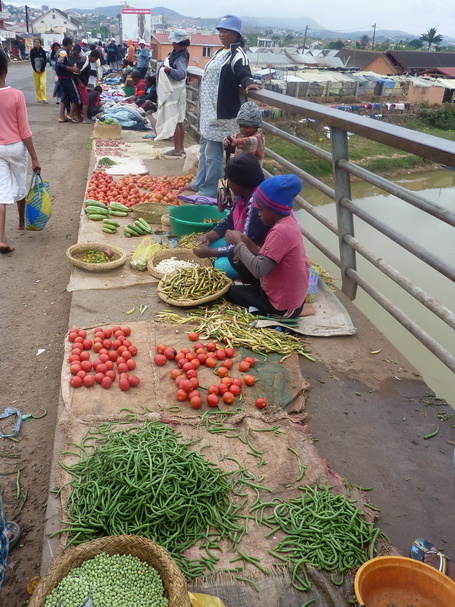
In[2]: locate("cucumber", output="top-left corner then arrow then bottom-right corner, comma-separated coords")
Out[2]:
86,206 -> 109,215
109,210 -> 129,217
124,226 -> 140,236
86,214 -> 107,221
110,202 -> 129,212
102,227 -> 117,234
103,219 -> 120,228
85,199 -> 107,208
130,223 -> 145,235
136,218 -> 152,233
134,220 -> 149,234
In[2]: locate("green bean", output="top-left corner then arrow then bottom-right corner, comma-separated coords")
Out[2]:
31,407 -> 48,419
424,426 -> 440,439
16,469 -> 21,498
301,599 -> 316,607
234,576 -> 259,592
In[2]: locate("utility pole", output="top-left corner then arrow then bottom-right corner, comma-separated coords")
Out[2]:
372,23 -> 376,50
302,25 -> 308,50
25,5 -> 29,33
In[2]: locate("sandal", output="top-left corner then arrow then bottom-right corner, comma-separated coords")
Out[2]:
0,244 -> 14,254
410,538 -> 448,574
164,150 -> 184,157
7,521 -> 21,550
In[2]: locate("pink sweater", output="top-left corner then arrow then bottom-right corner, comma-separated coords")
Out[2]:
0,86 -> 32,145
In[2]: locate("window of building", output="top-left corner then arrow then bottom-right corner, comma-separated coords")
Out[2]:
202,47 -> 211,58
52,14 -> 55,19
41,20 -> 44,23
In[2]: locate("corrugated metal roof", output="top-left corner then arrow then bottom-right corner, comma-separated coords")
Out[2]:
151,33 -> 221,46
432,67 -> 455,77
386,50 -> 455,70
335,48 -> 393,70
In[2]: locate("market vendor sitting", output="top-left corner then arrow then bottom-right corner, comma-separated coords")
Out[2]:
224,174 -> 312,318
193,153 -> 269,280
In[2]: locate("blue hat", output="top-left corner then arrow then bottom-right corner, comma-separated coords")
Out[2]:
255,175 -> 301,216
216,15 -> 242,34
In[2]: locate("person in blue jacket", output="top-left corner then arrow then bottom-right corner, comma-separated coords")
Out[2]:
193,153 -> 268,280
136,39 -> 150,79
187,15 -> 261,197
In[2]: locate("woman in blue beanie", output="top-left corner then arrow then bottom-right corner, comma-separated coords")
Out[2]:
187,15 -> 261,197
225,174 -> 310,318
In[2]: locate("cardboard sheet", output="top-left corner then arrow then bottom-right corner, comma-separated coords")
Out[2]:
255,280 -> 356,337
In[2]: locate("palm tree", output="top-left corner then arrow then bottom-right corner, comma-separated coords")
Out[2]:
420,27 -> 443,50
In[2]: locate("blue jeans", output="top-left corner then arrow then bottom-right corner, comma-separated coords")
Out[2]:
190,137 -> 224,198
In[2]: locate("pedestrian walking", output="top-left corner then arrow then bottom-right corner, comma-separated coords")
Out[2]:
30,38 -> 48,103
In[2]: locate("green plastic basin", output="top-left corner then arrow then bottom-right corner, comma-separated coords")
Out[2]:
168,204 -> 228,236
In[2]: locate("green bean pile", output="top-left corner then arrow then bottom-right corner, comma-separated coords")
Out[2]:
156,302 -> 315,361
263,484 -> 386,591
56,423 -> 248,580
158,266 -> 230,301
178,232 -> 206,249
44,553 -> 167,607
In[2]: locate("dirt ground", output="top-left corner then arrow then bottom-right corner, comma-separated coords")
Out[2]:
0,63 -> 90,605
2,62 -> 454,607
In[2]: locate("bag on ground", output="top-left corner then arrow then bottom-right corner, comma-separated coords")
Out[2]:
25,172 -> 52,231
130,237 -> 154,271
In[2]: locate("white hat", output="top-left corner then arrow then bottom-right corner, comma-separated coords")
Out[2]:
139,38 -> 146,44
81,38 -> 88,44
169,29 -> 190,44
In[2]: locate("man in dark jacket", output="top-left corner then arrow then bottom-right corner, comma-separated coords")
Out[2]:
30,38 -> 47,102
107,38 -> 119,70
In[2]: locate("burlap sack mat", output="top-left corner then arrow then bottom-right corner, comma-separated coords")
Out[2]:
54,412 -> 392,607
61,322 -> 310,421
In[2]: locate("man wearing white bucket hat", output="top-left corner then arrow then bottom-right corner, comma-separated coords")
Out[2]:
154,29 -> 190,157
137,38 -> 150,79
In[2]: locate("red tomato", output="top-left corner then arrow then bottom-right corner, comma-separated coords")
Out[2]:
113,339 -> 122,350
181,347 -> 191,355
118,363 -> 128,374
68,331 -> 78,343
244,374 -> 256,386
99,354 -> 109,363
170,368 -> 182,379
223,358 -> 234,370
207,394 -> 219,407
99,349 -> 109,356
123,339 -> 132,348
175,352 -> 185,362
223,391 -> 235,404
109,350 -> 119,362
188,332 -> 200,341
119,378 -> 130,391
255,397 -> 267,409
176,389 -> 188,402
102,340 -> 112,350
205,357 -> 217,368
178,358 -> 188,369
126,359 -> 136,370
122,326 -> 131,336
117,346 -> 127,355
81,360 -> 93,372
117,357 -> 126,366
154,354 -> 167,366
80,351 -> 90,361
218,383 -> 228,395
164,347 -> 177,360
70,376 -> 83,388
191,358 -> 201,369
195,347 -> 206,355
216,349 -> 226,360
206,342 -> 217,352
77,330 -> 87,339
106,370 -> 116,381
101,376 -> 112,389
225,347 -> 234,358
74,336 -> 84,345
128,375 -> 140,387
193,342 -> 204,352
76,370 -> 87,379
207,385 -> 219,395
70,364 -> 82,375
83,375 -> 96,387
96,363 -> 107,374
93,343 -> 103,353
186,369 -> 198,379
189,389 -> 201,399
105,360 -> 114,371
175,375 -> 184,387
69,354 -> 81,364
95,372 -> 105,384
230,384 -> 241,396
216,366 -> 229,378
244,356 -> 256,366
190,377 -> 199,388
221,377 -> 233,387
197,353 -> 207,364
182,362 -> 195,373
82,339 -> 93,350
239,360 -> 250,372
121,350 -> 132,361
181,379 -> 194,393
104,328 -> 113,338
190,396 -> 202,409
128,345 -> 138,356
185,352 -> 196,361
232,377 -> 243,387
156,343 -> 166,354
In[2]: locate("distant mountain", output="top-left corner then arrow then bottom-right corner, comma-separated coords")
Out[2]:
68,5 -> 186,18
241,15 -> 325,32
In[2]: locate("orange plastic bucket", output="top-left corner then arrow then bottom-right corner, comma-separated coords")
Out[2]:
355,556 -> 455,606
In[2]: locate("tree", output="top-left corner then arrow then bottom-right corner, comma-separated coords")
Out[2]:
327,40 -> 344,50
359,34 -> 370,49
420,27 -> 443,50
284,33 -> 293,44
408,38 -> 424,49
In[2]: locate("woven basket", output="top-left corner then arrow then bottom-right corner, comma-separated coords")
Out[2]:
148,248 -> 212,279
132,202 -> 169,225
66,242 -> 127,272
28,535 -> 191,607
157,279 -> 231,307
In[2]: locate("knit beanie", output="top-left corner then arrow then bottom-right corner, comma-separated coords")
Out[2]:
237,101 -> 262,126
254,174 -> 301,215
225,153 -> 265,188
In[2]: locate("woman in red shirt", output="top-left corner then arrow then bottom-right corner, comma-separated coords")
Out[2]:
0,49 -> 41,253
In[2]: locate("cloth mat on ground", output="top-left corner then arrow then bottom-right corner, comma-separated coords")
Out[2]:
95,156 -> 148,175
254,280 -> 356,337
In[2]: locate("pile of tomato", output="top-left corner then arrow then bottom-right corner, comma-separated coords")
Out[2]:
86,171 -> 194,208
68,326 -> 140,391
154,332 -> 267,410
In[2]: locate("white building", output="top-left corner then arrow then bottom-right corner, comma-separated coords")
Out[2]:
31,8 -> 81,38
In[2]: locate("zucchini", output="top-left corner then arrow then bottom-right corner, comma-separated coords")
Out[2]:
136,218 -> 152,233
86,214 -> 107,221
86,206 -> 109,215
102,227 -> 117,234
103,219 -> 120,228
84,199 -> 107,208
109,210 -> 129,217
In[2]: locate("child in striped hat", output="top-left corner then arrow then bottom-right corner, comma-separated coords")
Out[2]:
223,101 -> 265,165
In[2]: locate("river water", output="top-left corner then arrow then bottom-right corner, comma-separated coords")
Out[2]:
295,168 -> 455,406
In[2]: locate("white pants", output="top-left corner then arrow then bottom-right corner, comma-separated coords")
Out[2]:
0,141 -> 28,204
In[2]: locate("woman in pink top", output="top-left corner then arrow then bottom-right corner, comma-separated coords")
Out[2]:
0,49 -> 40,253
225,174 -> 310,318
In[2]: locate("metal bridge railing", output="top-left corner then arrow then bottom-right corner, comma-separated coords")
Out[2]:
184,69 -> 455,374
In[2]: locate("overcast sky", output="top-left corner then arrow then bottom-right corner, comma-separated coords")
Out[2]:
7,1 -> 455,39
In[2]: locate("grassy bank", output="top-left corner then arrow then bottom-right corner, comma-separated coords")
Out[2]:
263,119 -> 441,180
